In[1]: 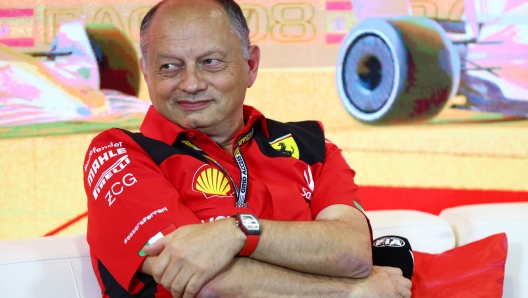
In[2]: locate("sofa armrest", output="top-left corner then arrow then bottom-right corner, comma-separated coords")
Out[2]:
0,233 -> 99,298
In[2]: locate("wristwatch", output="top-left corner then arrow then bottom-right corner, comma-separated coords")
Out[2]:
235,213 -> 261,256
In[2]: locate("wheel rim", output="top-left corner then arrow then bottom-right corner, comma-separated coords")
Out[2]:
342,33 -> 395,113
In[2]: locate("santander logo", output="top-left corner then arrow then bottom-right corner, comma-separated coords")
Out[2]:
302,165 -> 314,201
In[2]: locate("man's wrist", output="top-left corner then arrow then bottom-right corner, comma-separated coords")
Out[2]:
234,213 -> 261,256
226,217 -> 247,254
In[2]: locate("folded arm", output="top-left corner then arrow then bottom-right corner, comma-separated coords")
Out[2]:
247,140 -> 373,278
251,204 -> 372,278
196,258 -> 410,298
140,204 -> 372,297
140,139 -> 373,295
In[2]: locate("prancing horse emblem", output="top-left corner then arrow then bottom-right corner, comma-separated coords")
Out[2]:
269,134 -> 299,159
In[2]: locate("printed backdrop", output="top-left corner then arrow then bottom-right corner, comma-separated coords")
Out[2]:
1,0 -> 527,241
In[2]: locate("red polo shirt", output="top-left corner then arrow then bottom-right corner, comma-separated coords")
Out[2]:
84,105 -> 366,297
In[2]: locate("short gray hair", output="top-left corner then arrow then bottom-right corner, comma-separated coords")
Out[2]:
139,0 -> 250,66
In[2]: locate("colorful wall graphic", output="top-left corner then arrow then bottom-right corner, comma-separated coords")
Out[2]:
1,0 -> 527,241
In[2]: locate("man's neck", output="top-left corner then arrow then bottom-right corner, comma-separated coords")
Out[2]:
207,117 -> 245,158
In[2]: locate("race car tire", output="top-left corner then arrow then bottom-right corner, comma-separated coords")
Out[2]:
336,17 -> 460,124
86,24 -> 140,97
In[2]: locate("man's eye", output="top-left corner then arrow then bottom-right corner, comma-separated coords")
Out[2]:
203,59 -> 220,65
160,63 -> 176,70
202,59 -> 224,72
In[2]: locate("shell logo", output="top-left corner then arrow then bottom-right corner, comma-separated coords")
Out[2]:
192,165 -> 234,199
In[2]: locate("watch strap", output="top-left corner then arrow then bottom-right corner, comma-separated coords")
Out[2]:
238,234 -> 259,256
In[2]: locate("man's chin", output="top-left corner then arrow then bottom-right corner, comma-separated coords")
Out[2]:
180,117 -> 210,131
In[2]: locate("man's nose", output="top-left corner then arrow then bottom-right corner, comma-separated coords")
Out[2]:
179,65 -> 207,94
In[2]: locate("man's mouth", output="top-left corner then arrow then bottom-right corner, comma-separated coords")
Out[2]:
177,100 -> 213,111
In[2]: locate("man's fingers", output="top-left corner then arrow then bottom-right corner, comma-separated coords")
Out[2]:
400,277 -> 412,289
369,265 -> 412,298
167,262 -> 211,298
182,274 -> 208,298
393,272 -> 412,298
143,232 -> 175,256
395,280 -> 412,298
169,267 -> 194,298
143,242 -> 165,256
150,249 -> 173,284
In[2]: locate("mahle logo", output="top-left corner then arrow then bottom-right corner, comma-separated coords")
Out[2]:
269,134 -> 299,159
193,165 -> 234,199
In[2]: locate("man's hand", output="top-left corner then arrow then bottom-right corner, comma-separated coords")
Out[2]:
141,218 -> 245,298
355,266 -> 412,298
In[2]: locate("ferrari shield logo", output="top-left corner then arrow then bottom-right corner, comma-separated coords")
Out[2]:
269,134 -> 299,159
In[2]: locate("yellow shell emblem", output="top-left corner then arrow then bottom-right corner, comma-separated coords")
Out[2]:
195,167 -> 231,196
269,134 -> 299,159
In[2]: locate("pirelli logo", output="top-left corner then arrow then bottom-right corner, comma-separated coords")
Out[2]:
92,155 -> 131,199
193,166 -> 234,199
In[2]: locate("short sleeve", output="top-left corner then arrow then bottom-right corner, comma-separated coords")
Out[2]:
84,128 -> 201,293
308,139 -> 372,239
308,139 -> 364,218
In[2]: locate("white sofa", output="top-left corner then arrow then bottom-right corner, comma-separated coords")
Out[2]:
0,202 -> 526,298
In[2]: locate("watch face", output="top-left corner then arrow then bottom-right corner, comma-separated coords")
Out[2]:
240,214 -> 260,233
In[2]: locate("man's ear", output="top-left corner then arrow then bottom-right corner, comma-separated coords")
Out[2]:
247,45 -> 261,88
139,58 -> 148,83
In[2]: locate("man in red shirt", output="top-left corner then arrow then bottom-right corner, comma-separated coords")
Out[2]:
83,0 -> 412,297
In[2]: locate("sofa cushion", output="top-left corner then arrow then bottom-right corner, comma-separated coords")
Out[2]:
411,233 -> 507,298
440,202 -> 528,298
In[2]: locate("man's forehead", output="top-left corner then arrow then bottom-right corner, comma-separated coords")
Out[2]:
157,0 -> 225,19
149,0 -> 228,38
154,47 -> 229,61
145,1 -> 238,60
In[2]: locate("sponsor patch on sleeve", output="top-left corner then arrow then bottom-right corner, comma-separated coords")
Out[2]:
138,223 -> 176,257
354,200 -> 365,214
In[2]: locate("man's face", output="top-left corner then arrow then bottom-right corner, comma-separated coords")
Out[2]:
141,0 -> 259,135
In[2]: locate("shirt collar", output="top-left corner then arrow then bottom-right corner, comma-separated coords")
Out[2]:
139,105 -> 269,145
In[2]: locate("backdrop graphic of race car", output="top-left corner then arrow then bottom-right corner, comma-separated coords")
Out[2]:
336,0 -> 528,124
0,20 -> 149,127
